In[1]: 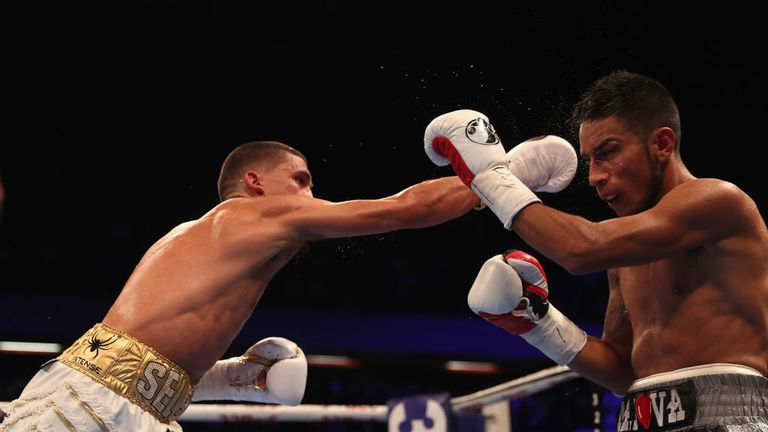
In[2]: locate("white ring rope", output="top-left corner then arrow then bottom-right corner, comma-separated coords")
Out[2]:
181,404 -> 389,422
0,365 -> 579,423
451,365 -> 578,412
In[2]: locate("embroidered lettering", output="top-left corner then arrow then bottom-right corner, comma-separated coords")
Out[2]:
169,390 -> 192,420
667,389 -> 685,423
72,356 -> 103,374
137,361 -> 166,400
153,369 -> 181,413
617,397 -> 637,431
616,381 -> 695,432
650,391 -> 667,427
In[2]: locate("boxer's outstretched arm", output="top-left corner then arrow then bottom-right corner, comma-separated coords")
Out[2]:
281,176 -> 480,240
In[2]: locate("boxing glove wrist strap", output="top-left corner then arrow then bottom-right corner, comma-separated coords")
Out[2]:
192,357 -> 255,402
470,166 -> 541,229
520,304 -> 587,365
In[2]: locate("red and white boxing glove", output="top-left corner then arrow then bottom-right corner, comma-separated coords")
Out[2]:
468,250 -> 587,365
424,109 -> 507,186
192,337 -> 307,405
507,135 -> 578,193
424,109 -> 541,228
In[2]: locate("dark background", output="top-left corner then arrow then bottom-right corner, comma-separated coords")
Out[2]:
1,1 -> 766,430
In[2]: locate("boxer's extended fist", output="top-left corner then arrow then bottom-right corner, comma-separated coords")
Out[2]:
507,135 -> 577,193
424,109 -> 543,228
424,109 -> 507,187
192,337 -> 307,405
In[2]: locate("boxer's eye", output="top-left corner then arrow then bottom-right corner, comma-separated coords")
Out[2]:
596,148 -> 616,162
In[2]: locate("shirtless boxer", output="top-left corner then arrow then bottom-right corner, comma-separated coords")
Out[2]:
0,140 -> 479,431
425,71 -> 768,430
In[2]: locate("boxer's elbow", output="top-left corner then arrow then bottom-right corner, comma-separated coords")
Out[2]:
560,255 -> 599,275
602,367 -> 636,397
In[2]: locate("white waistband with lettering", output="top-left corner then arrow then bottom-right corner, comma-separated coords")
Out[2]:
628,363 -> 764,392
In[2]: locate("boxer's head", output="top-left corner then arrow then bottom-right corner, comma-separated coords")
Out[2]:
571,70 -> 683,216
218,141 -> 312,201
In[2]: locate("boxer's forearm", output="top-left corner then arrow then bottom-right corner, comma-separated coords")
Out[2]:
567,337 -> 636,396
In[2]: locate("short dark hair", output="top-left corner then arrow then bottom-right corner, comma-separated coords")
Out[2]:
217,140 -> 307,201
571,70 -> 681,151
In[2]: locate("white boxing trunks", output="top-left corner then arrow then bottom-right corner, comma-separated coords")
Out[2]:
0,323 -> 194,431
617,363 -> 768,432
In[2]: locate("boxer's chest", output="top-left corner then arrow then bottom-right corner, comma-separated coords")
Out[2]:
617,247 -> 707,326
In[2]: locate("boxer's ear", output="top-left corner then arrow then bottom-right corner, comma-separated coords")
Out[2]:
244,171 -> 264,196
649,127 -> 676,163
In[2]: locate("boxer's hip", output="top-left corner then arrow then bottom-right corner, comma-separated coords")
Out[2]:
1,361 -> 183,431
57,322 -> 194,423
617,363 -> 768,431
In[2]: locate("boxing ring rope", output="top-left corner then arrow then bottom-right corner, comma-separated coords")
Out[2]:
180,403 -> 388,422
0,365 -> 579,423
450,365 -> 578,412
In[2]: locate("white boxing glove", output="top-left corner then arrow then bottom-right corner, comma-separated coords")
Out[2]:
192,337 -> 307,405
424,109 -> 541,228
424,109 -> 508,186
468,254 -> 524,316
507,135 -> 578,193
468,250 -> 587,366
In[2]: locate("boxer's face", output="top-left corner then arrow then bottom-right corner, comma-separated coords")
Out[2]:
258,153 -> 314,198
580,116 -> 661,216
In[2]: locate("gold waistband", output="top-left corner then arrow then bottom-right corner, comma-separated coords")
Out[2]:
57,323 -> 194,423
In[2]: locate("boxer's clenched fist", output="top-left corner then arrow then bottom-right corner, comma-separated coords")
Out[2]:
192,337 -> 307,405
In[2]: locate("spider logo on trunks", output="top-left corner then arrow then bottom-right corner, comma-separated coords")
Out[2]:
84,332 -> 117,358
